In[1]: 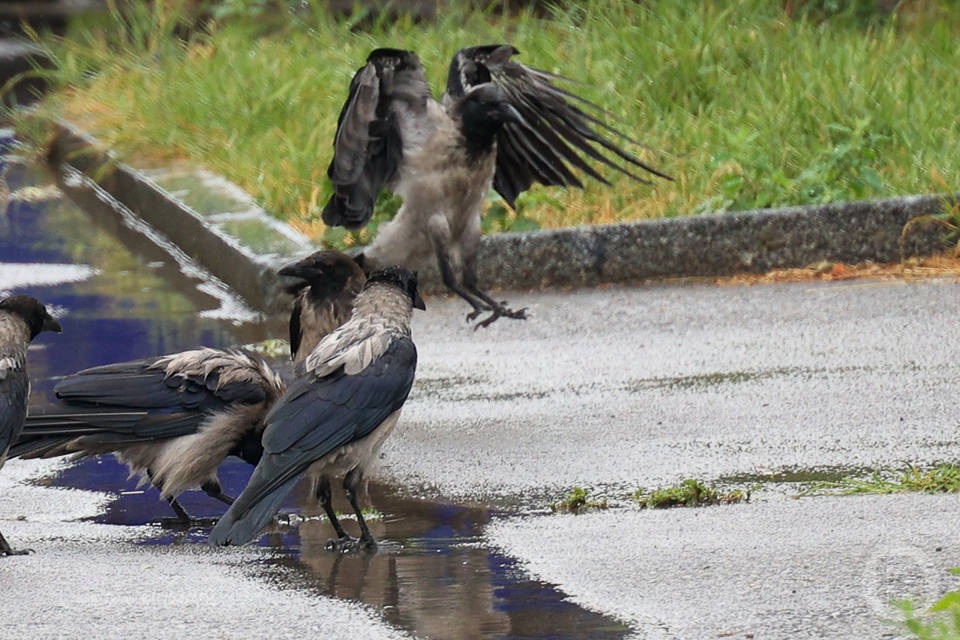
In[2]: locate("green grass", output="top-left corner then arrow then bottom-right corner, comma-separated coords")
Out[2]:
550,487 -> 608,514
632,479 -> 750,509
897,569 -> 960,640
13,0 -> 960,247
795,464 -> 960,497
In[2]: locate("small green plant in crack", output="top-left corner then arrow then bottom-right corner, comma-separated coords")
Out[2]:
896,568 -> 960,640
550,487 -> 608,514
796,465 -> 960,498
632,479 -> 751,509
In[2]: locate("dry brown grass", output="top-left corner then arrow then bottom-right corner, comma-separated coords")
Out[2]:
715,251 -> 960,287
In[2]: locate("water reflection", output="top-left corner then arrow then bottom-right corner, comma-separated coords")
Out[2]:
0,154 -> 271,402
271,483 -> 630,640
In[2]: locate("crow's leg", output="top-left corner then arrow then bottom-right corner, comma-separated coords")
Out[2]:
160,495 -> 218,528
325,468 -> 376,554
434,246 -> 490,315
0,530 -> 31,557
344,467 -> 376,550
149,470 -> 218,528
200,479 -> 235,506
463,271 -> 527,328
461,237 -> 527,329
316,475 -> 352,548
428,218 -> 491,316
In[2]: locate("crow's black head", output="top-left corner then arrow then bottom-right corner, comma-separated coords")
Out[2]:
278,250 -> 366,299
458,84 -> 524,157
366,266 -> 426,311
0,295 -> 62,340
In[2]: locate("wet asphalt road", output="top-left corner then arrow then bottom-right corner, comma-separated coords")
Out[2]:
391,276 -> 960,500
4,259 -> 960,637
393,276 -> 960,638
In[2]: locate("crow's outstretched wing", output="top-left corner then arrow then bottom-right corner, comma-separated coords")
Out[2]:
322,48 -> 429,230
13,349 -> 278,458
0,359 -> 28,460
446,44 -> 671,208
208,336 -> 417,546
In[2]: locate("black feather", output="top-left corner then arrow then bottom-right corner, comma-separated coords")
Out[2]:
322,49 -> 424,230
447,43 -> 671,208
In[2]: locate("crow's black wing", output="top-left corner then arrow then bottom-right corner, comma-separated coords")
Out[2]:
289,293 -> 303,361
446,44 -> 672,208
321,48 -> 429,230
16,349 -> 277,453
208,336 -> 417,546
0,359 -> 28,459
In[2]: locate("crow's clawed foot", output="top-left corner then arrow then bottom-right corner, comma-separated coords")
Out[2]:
157,516 -> 220,529
471,304 -> 528,330
324,535 -> 377,555
1,547 -> 33,557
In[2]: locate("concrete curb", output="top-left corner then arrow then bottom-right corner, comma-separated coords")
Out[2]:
48,120 -> 315,312
475,194 -> 949,289
46,120 -> 951,312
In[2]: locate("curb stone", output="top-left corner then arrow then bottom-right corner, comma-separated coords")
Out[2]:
48,119 -> 314,313
47,120 -> 950,312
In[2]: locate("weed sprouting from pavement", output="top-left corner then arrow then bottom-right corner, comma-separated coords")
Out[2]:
632,479 -> 750,509
795,465 -> 960,498
550,487 -> 608,514
896,568 -> 960,640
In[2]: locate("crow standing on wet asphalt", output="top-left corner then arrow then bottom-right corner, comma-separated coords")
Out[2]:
208,266 -> 424,551
322,45 -> 671,328
13,251 -> 364,526
0,295 -> 61,556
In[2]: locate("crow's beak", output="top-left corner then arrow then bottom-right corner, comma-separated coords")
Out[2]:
43,316 -> 62,334
499,103 -> 525,126
413,290 -> 426,311
277,261 -> 316,280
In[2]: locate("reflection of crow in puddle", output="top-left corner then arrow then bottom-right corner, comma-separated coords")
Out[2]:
209,267 -> 424,553
12,251 -> 363,528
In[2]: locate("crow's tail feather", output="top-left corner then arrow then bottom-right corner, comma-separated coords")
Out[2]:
207,474 -> 301,547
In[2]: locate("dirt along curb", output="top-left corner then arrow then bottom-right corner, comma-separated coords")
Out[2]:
46,119 -> 951,313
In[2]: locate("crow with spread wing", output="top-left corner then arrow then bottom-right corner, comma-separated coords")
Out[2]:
208,266 -> 424,551
13,251 -> 363,526
0,295 -> 61,556
322,45 -> 670,328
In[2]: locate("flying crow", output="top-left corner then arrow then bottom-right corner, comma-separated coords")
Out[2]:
15,251 -> 362,526
208,266 -> 424,551
0,295 -> 61,556
322,45 -> 670,328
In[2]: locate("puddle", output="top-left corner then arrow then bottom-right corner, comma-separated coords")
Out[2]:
46,455 -> 630,640
5,141 -> 632,639
0,150 -> 275,401
718,465 -> 877,486
624,364 -> 884,392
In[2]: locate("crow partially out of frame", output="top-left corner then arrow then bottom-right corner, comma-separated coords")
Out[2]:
208,266 -> 424,551
0,295 -> 61,556
322,45 -> 670,328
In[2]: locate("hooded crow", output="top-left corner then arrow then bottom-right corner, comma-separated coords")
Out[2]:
208,265 -> 425,551
17,347 -> 285,526
0,295 -> 61,556
14,251 -> 363,526
280,250 -> 367,365
322,45 -> 670,328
